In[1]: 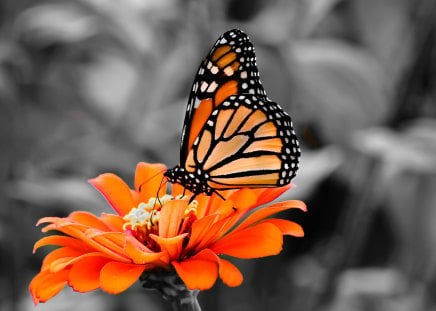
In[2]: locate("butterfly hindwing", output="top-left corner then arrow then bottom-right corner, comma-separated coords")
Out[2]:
180,29 -> 266,163
184,94 -> 300,190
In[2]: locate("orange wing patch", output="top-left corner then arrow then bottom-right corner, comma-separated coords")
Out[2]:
197,130 -> 212,164
188,99 -> 213,153
203,135 -> 249,170
217,52 -> 237,68
215,110 -> 234,140
215,80 -> 238,107
208,173 -> 280,188
223,106 -> 253,138
210,155 -> 281,177
239,110 -> 268,133
243,138 -> 282,154
254,122 -> 277,138
212,45 -> 232,61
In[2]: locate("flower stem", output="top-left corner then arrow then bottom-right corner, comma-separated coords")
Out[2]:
140,270 -> 202,311
170,289 -> 201,311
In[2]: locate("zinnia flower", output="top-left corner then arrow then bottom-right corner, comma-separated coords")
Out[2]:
30,162 -> 306,305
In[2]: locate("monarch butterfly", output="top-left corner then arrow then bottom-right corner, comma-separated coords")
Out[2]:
164,29 -> 300,197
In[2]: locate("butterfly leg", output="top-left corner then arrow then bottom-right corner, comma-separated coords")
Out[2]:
213,190 -> 237,211
188,193 -> 198,204
213,190 -> 226,201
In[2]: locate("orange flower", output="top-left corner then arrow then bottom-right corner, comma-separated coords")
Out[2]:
30,162 -> 306,305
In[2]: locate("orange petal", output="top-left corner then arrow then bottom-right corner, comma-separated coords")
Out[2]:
125,237 -> 163,264
234,200 -> 306,233
100,262 -> 145,294
227,189 -> 258,213
89,173 -> 135,216
33,236 -> 93,253
29,269 -> 69,305
210,223 -> 283,258
49,252 -> 105,273
186,214 -> 219,251
215,200 -> 236,220
172,249 -> 219,290
159,199 -> 187,238
193,194 -> 212,219
42,247 -> 86,271
87,231 -> 126,254
69,257 -> 110,292
42,224 -> 132,263
134,162 -> 167,200
261,219 -> 304,237
149,233 -> 187,261
193,216 -> 236,252
69,211 -> 111,231
171,182 -> 192,198
218,258 -> 243,287
253,185 -> 293,206
203,192 -> 227,215
70,230 -> 132,263
100,213 -> 125,231
36,216 -> 62,226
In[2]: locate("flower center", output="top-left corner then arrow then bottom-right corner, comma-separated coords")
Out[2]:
122,195 -> 198,244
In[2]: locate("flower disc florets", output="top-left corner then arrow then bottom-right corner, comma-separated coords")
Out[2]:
123,194 -> 198,246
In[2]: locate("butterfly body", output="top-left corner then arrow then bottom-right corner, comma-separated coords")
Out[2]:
165,29 -> 300,196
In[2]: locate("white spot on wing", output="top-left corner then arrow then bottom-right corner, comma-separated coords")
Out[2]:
193,97 -> 202,108
223,66 -> 234,76
211,66 -> 219,74
207,81 -> 218,92
200,82 -> 208,92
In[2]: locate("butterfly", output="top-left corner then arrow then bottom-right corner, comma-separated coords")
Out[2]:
164,29 -> 300,198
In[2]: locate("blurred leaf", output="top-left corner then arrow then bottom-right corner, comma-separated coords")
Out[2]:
6,177 -> 104,213
249,0 -> 341,43
82,0 -> 179,55
352,120 -> 436,286
292,39 -> 390,144
297,0 -> 343,37
336,268 -> 406,297
79,50 -> 141,123
15,3 -> 99,47
284,146 -> 343,200
331,268 -> 424,311
352,119 -> 436,173
134,100 -> 184,165
351,0 -> 414,85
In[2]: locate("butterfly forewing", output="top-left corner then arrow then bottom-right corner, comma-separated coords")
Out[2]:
180,29 -> 266,163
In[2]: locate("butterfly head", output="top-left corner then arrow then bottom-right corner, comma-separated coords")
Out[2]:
164,165 -> 214,196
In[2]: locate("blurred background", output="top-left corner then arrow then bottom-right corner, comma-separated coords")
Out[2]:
1,0 -> 436,310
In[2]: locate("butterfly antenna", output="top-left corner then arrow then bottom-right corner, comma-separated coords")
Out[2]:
150,175 -> 166,225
